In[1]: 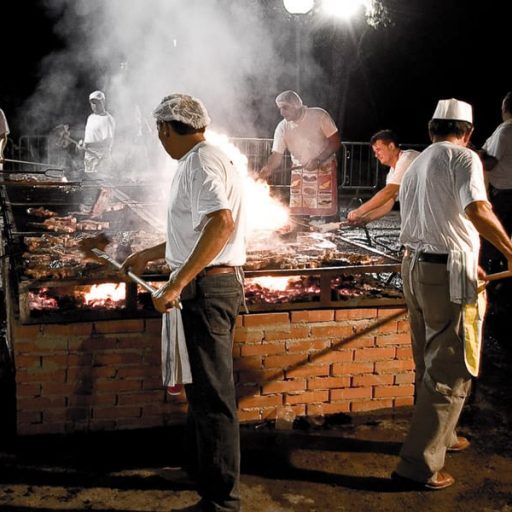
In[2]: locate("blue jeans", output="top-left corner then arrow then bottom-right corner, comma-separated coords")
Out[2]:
181,272 -> 243,512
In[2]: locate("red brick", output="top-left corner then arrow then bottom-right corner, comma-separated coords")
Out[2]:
377,308 -> 407,318
310,350 -> 354,365
262,379 -> 306,394
375,333 -> 412,346
145,318 -> 163,334
339,334 -> 375,349
17,383 -> 41,397
118,391 -> 164,405
94,380 -> 142,393
331,387 -> 372,400
286,339 -> 329,353
335,308 -> 378,321
374,384 -> 415,398
310,325 -> 353,338
264,326 -> 310,341
234,328 -> 264,343
264,354 -> 306,369
238,394 -> 282,408
374,321 -> 400,334
332,361 -> 374,375
15,355 -> 41,369
94,319 -> 145,334
352,374 -> 394,387
286,365 -> 329,378
238,409 -> 262,422
397,320 -> 410,333
395,372 -> 415,384
241,342 -> 285,357
354,347 -> 396,362
351,399 -> 393,412
17,411 -> 42,424
233,355 -> 262,371
375,359 -> 415,373
237,369 -> 282,384
243,313 -> 290,327
42,323 -> 93,336
291,310 -> 334,323
311,401 -> 350,415
67,394 -> 116,406
16,369 -> 66,384
93,352 -> 142,366
93,406 -> 142,419
396,347 -> 414,359
286,390 -> 329,405
394,397 -> 415,407
307,376 -> 351,390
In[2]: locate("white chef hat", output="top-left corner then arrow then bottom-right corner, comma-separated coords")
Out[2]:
89,90 -> 105,102
432,98 -> 473,123
153,93 -> 210,129
275,90 -> 303,107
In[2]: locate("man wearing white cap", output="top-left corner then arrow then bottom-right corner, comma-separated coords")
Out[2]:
122,93 -> 246,512
260,90 -> 341,220
394,98 -> 512,490
0,108 -> 9,170
82,90 -> 115,175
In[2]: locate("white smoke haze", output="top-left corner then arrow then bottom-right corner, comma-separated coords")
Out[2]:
23,0 -> 296,139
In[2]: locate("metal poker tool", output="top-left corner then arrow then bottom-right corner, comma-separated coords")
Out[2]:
90,248 -> 183,310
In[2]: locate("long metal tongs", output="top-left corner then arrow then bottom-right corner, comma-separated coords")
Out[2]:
90,248 -> 183,309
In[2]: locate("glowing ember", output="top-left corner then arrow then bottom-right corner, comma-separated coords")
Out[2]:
84,283 -> 126,306
248,276 -> 298,291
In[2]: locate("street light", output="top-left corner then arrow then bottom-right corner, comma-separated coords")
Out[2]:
283,0 -> 314,14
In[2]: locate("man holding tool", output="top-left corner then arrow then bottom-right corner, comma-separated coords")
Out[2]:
121,93 -> 246,512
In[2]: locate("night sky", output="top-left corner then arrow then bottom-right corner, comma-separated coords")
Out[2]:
1,0 -> 511,147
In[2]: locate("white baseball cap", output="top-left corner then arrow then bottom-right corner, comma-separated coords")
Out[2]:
432,98 -> 473,123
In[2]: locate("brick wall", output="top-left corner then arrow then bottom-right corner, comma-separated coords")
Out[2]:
9,306 -> 413,435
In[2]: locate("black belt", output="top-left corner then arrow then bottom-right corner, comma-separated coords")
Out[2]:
197,265 -> 236,277
417,253 -> 449,264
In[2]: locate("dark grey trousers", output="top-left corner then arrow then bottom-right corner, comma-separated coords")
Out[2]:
181,272 -> 243,512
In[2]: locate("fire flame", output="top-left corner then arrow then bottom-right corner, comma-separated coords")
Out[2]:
247,276 -> 298,291
205,131 -> 289,233
84,283 -> 126,306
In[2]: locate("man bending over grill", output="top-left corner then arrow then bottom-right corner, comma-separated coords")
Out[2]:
121,93 -> 246,512
260,90 -> 341,221
347,129 -> 419,226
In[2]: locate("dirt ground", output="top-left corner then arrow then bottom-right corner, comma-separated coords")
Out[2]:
0,327 -> 511,512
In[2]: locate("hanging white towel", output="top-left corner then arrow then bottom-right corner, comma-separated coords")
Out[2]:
447,249 -> 478,304
161,308 -> 192,389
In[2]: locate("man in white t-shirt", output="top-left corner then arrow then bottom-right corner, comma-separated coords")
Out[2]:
394,98 -> 512,491
260,90 -> 341,219
479,91 -> 512,271
0,108 -> 9,170
122,94 -> 246,512
83,90 -> 115,175
347,129 -> 419,225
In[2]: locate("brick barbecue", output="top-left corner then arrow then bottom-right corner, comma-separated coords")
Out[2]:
1,177 -> 413,436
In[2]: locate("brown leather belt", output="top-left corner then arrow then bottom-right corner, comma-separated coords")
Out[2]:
198,266 -> 236,277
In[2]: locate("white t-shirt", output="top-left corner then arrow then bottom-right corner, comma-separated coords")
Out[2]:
84,112 -> 115,144
272,107 -> 338,165
482,120 -> 512,189
399,142 -> 488,254
386,149 -> 420,185
165,141 -> 247,269
0,109 -> 9,137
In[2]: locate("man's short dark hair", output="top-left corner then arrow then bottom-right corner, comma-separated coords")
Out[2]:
370,129 -> 399,146
428,119 -> 473,139
168,120 -> 205,135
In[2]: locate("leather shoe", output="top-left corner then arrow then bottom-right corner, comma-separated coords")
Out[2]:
447,435 -> 470,452
391,470 -> 455,490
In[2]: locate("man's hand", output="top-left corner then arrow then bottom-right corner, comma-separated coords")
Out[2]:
152,274 -> 182,313
121,252 -> 149,277
347,209 -> 366,226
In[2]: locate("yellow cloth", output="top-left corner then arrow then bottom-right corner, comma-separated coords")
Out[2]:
462,282 -> 487,377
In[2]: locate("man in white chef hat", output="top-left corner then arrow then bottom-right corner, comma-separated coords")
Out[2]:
82,90 -> 115,175
394,98 -> 512,490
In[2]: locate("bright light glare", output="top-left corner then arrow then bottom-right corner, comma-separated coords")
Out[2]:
283,0 -> 315,14
321,0 -> 366,19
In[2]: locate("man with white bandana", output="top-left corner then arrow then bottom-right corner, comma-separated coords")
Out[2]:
82,90 -> 115,175
394,98 -> 512,490
0,108 -> 9,170
260,90 -> 341,219
122,93 -> 246,512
